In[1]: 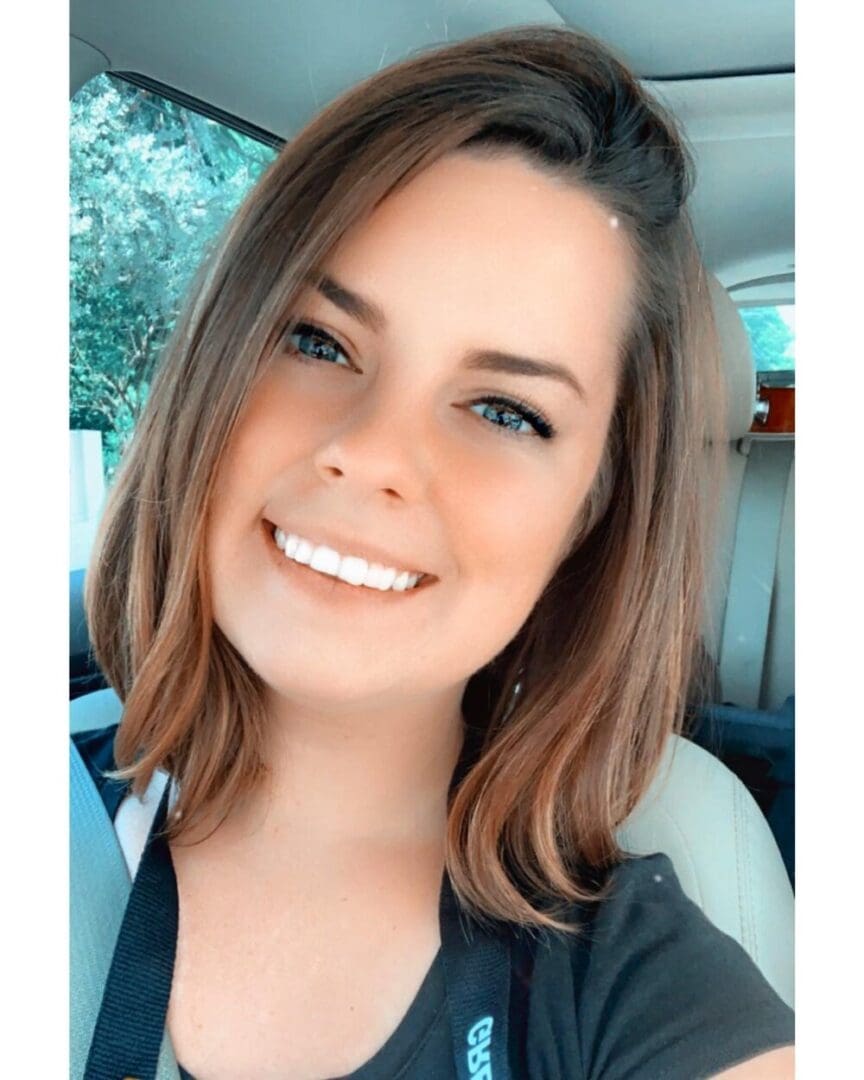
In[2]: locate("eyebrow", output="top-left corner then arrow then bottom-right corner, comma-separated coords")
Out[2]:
313,273 -> 588,402
316,274 -> 387,334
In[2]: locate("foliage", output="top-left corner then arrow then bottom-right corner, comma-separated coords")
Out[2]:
738,305 -> 795,373
70,74 -> 278,481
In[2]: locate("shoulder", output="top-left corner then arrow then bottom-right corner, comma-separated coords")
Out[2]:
580,849 -> 785,969
551,853 -> 794,1079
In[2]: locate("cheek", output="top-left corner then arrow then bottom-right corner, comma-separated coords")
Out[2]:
203,407 -> 287,624
440,467 -> 597,683
207,385 -> 308,536
451,446 -> 600,628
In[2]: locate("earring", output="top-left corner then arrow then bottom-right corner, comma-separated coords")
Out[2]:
505,667 -> 525,718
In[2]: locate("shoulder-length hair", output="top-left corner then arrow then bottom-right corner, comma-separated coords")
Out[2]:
86,25 -> 725,934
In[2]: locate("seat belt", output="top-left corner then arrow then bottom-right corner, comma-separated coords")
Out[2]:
439,873 -> 512,1080
70,738 -> 181,1080
718,439 -> 794,709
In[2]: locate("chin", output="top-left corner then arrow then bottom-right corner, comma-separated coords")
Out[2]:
252,648 -> 406,705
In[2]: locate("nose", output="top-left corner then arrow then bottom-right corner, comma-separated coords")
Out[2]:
311,386 -> 430,504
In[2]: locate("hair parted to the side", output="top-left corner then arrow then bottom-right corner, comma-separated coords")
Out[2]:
85,25 -> 726,935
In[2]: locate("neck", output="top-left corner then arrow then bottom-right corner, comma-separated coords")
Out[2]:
220,683 -> 468,851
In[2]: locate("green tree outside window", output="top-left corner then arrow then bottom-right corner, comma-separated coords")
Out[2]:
70,74 -> 279,482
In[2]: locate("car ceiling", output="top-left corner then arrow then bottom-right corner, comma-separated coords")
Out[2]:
70,0 -> 794,298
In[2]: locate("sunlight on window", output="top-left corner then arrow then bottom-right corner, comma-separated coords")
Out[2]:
738,304 -> 795,374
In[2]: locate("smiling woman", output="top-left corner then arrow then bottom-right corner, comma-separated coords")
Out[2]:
75,23 -> 793,1080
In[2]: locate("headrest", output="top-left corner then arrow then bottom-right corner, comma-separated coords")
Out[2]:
705,273 -> 757,440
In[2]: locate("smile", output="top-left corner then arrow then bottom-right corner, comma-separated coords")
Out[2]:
263,521 -> 436,598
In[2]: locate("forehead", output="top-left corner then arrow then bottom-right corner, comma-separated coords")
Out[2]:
323,150 -> 636,364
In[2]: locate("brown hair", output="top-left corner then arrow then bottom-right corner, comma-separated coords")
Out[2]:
85,25 -> 725,934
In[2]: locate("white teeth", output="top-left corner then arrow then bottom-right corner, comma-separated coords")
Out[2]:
309,545 -> 341,576
272,527 -> 425,592
293,538 -> 314,565
368,564 -> 398,591
337,555 -> 369,586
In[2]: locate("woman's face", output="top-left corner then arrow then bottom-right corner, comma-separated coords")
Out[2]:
206,150 -> 634,707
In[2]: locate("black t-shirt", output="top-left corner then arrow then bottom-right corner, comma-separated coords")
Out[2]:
74,723 -> 794,1079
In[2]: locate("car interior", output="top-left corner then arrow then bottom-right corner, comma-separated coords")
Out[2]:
69,0 -> 795,1011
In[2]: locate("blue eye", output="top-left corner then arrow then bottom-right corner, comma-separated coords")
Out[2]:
284,322 -> 352,367
469,396 -> 556,440
282,321 -> 556,441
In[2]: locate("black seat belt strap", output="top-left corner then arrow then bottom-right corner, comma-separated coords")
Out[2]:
84,781 -> 178,1080
439,872 -> 512,1080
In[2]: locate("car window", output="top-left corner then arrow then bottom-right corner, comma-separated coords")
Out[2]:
70,73 -> 279,568
738,303 -> 795,375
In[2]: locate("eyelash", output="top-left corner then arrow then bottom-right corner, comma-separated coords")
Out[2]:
283,321 -> 557,441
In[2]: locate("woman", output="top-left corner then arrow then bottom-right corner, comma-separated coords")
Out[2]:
74,24 -> 794,1080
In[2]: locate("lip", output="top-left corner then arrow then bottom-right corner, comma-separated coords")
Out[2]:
261,519 -> 438,603
263,517 -> 434,580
